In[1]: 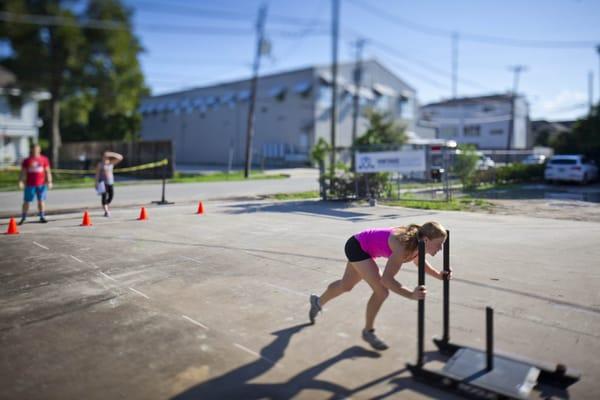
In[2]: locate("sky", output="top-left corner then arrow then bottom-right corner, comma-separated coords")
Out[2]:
124,0 -> 600,121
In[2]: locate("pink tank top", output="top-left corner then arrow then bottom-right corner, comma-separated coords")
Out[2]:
354,227 -> 395,258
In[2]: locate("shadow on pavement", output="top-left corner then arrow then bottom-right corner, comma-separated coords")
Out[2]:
171,323 -> 382,399
171,322 -> 460,400
222,200 -> 435,222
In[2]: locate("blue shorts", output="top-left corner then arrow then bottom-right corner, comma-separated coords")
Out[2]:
24,185 -> 47,202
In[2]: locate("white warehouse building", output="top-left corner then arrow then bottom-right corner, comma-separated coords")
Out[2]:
138,60 -> 418,167
419,94 -> 530,150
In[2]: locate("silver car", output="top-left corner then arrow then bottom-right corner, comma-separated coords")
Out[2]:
544,155 -> 598,184
522,154 -> 547,165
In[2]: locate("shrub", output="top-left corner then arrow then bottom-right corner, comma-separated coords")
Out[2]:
323,172 -> 390,200
495,163 -> 545,183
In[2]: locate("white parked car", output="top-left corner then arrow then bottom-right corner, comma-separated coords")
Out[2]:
522,154 -> 547,165
476,154 -> 495,170
544,155 -> 598,184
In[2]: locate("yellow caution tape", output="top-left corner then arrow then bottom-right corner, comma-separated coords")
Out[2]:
113,158 -> 169,173
0,158 -> 169,174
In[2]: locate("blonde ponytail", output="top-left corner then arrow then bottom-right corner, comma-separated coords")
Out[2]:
394,221 -> 447,252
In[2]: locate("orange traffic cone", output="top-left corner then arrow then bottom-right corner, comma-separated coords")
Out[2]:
197,201 -> 204,215
81,211 -> 92,226
138,207 -> 148,221
5,217 -> 19,235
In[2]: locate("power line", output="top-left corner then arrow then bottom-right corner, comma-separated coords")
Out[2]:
367,38 -> 494,92
272,1 -> 328,64
0,11 -> 126,30
140,57 -> 249,66
0,11 -> 327,38
374,54 -> 451,91
346,0 -> 597,49
129,0 -> 330,28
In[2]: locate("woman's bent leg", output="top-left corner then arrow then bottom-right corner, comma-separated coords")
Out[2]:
319,262 -> 361,306
310,262 -> 361,324
351,259 -> 389,331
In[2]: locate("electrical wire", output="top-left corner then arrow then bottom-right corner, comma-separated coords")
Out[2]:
346,0 -> 598,49
366,38 -> 493,92
128,0 -> 330,28
0,11 -> 328,38
273,1 -> 328,64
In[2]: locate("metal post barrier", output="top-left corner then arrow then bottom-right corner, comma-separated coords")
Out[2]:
417,239 -> 426,367
442,230 -> 450,343
486,306 -> 494,371
153,160 -> 174,205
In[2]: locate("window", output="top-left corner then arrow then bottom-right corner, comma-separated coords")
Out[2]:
439,126 -> 458,138
374,95 -> 390,112
0,95 -> 22,118
237,90 -> 250,102
269,86 -> 286,102
550,158 -> 576,165
317,85 -> 332,109
293,81 -> 312,97
399,98 -> 413,119
490,129 -> 504,135
463,125 -> 480,137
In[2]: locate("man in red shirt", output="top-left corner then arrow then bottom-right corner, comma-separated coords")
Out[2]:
18,144 -> 53,224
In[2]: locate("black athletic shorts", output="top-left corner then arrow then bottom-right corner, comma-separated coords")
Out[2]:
344,236 -> 371,262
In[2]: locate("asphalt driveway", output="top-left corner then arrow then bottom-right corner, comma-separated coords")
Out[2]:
1,200 -> 599,399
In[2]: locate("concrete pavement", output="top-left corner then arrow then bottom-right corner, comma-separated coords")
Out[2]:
0,168 -> 320,218
1,199 -> 599,399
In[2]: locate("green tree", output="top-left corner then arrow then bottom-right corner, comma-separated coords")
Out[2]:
551,105 -> 600,162
354,109 -> 407,147
63,0 -> 148,142
454,144 -> 479,189
0,0 -> 147,165
310,137 -> 331,167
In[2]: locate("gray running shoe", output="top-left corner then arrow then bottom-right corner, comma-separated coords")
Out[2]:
362,329 -> 389,350
309,294 -> 321,324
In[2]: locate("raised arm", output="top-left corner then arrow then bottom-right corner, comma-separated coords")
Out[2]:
105,151 -> 123,165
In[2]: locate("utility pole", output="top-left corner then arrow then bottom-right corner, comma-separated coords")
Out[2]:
510,65 -> 526,96
452,32 -> 459,98
506,65 -> 527,158
589,71 -> 594,114
329,0 -> 340,177
244,4 -> 268,179
596,44 -> 600,105
351,38 -> 366,172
